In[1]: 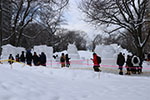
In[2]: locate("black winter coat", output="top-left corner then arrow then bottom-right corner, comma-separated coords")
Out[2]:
117,54 -> 125,66
66,56 -> 70,63
40,53 -> 46,65
26,52 -> 32,61
126,56 -> 133,67
20,54 -> 25,62
33,55 -> 39,65
148,54 -> 150,60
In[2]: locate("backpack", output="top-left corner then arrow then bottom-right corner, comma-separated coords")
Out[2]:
133,57 -> 138,64
97,56 -> 101,64
61,56 -> 65,62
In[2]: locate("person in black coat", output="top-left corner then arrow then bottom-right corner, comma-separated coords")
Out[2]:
125,55 -> 132,75
33,52 -> 39,66
40,52 -> 46,66
117,52 -> 125,75
65,54 -> 71,67
148,53 -> 150,61
26,50 -> 32,66
139,57 -> 143,74
20,51 -> 26,63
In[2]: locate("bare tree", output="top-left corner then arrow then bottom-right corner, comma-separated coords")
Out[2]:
37,0 -> 69,46
80,0 -> 150,58
53,29 -> 87,52
0,0 -> 12,55
3,0 -> 68,47
0,0 -> 2,55
6,0 -> 41,46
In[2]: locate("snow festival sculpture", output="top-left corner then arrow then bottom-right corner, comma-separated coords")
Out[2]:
1,44 -> 25,59
94,45 -> 116,58
67,44 -> 80,59
33,45 -> 53,59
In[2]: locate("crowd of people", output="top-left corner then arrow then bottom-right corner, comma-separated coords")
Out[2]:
8,50 -> 47,66
8,51 -> 71,68
116,52 -> 150,75
91,52 -> 150,75
7,50 -> 150,75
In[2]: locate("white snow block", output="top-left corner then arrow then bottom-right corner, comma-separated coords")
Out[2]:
1,44 -> 25,59
67,44 -> 80,59
33,45 -> 53,59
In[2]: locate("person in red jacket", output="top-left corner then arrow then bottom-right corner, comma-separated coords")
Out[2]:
91,53 -> 101,72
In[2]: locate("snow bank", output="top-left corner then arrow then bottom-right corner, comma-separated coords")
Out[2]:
0,63 -> 150,100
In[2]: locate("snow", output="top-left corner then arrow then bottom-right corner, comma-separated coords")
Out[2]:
67,44 -> 80,59
0,44 -> 150,100
1,44 -> 53,59
1,44 -> 25,59
33,45 -> 53,59
0,63 -> 150,100
94,44 -> 131,59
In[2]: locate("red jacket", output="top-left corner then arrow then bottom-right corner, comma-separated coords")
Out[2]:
93,54 -> 98,66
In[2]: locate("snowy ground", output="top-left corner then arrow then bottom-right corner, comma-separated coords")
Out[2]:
1,44 -> 150,100
0,63 -> 150,100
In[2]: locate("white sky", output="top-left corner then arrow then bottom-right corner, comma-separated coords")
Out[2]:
62,0 -> 104,39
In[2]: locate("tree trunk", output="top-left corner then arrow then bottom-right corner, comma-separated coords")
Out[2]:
0,1 -> 2,56
137,47 -> 143,59
16,29 -> 23,47
9,30 -> 17,46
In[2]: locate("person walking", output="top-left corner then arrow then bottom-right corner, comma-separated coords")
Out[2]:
117,52 -> 125,75
91,53 -> 101,72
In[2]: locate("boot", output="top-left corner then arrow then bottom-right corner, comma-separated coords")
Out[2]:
119,70 -> 123,75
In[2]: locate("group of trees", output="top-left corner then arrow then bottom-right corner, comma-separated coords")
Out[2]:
1,0 -> 150,59
19,25 -> 87,52
0,0 -> 88,54
80,0 -> 150,59
0,0 -> 12,55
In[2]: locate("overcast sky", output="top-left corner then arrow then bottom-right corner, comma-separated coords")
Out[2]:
62,0 -> 104,39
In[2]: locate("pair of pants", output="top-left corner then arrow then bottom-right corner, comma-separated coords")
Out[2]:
93,65 -> 100,72
61,62 -> 65,67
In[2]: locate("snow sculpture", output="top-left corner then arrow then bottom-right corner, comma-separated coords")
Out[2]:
67,44 -> 80,59
1,44 -> 25,59
94,45 -> 116,58
33,45 -> 53,59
